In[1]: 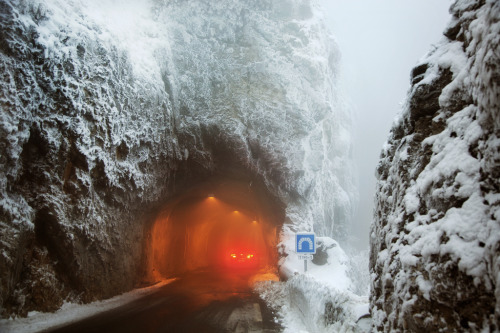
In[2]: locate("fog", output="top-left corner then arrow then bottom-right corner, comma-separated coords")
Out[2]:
320,0 -> 453,249
148,179 -> 281,280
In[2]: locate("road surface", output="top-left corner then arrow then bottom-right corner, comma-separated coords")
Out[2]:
44,270 -> 281,333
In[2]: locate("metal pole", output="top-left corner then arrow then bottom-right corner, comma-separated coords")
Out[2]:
304,259 -> 307,272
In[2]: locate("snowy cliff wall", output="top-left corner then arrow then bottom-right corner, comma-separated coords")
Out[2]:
0,0 -> 355,316
371,0 -> 500,331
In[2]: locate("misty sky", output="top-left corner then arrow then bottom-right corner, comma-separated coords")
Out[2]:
320,0 -> 453,249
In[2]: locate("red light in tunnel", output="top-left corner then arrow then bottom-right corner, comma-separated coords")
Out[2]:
147,179 -> 282,280
226,250 -> 257,269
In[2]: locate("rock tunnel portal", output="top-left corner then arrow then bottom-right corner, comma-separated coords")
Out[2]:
147,178 -> 284,280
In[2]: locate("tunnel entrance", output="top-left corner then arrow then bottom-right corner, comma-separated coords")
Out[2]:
147,177 -> 284,281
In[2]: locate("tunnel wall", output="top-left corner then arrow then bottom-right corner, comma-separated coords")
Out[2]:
0,0 -> 354,316
147,178 -> 283,280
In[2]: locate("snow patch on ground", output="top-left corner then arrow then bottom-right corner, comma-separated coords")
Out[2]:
0,279 -> 175,333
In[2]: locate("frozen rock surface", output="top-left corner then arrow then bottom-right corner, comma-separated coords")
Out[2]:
0,0 -> 355,316
371,0 -> 500,331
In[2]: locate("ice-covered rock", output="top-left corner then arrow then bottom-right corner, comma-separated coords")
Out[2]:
371,0 -> 500,331
0,0 -> 355,316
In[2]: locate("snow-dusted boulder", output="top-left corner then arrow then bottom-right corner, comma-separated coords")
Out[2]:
371,0 -> 500,331
0,0 -> 355,316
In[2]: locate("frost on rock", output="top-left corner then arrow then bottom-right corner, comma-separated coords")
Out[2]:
0,0 -> 356,317
371,0 -> 500,331
160,0 -> 356,240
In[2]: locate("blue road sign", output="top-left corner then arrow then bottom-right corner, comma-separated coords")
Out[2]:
295,233 -> 316,254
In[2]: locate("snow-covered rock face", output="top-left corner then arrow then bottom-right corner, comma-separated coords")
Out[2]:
371,0 -> 500,331
0,0 -> 355,316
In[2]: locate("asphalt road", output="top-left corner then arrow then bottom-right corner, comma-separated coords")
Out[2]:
44,270 -> 281,333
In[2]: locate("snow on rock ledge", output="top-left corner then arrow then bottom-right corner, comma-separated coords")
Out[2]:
371,0 -> 500,331
0,0 -> 355,316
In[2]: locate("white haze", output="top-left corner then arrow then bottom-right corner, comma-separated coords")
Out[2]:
320,0 -> 453,249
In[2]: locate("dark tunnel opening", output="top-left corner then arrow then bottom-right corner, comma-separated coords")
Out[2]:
146,177 -> 285,281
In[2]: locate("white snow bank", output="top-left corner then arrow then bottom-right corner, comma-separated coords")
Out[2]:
261,235 -> 369,332
0,279 -> 175,333
255,275 -> 369,333
279,235 -> 353,291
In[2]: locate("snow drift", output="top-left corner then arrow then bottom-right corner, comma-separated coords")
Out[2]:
0,0 -> 356,319
371,0 -> 500,331
259,236 -> 369,332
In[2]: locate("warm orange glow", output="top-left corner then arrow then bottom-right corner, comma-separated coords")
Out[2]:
146,179 -> 282,281
249,272 -> 280,285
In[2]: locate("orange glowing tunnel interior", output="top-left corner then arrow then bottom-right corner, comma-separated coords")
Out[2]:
147,179 -> 283,279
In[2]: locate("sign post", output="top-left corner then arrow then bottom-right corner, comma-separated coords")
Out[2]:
295,233 -> 315,272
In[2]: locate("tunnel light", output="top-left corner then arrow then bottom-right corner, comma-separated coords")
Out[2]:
208,193 -> 215,198
252,220 -> 257,224
230,253 -> 236,258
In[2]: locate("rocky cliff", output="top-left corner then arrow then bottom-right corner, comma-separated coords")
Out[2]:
371,0 -> 500,331
0,0 -> 355,316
